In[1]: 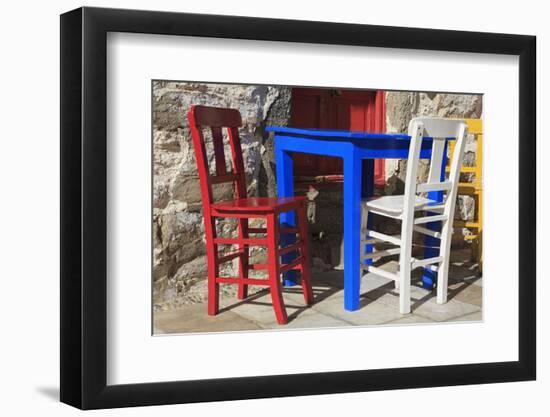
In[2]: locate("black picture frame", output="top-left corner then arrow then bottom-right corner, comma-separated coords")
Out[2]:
60,6 -> 536,410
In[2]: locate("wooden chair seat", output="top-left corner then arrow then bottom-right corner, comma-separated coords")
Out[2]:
212,196 -> 306,214
365,195 -> 439,216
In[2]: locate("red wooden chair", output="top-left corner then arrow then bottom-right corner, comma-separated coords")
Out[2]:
188,105 -> 314,324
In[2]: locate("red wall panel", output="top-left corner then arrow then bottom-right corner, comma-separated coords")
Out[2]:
290,88 -> 386,185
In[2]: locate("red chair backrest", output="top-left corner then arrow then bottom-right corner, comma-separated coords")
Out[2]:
188,105 -> 248,210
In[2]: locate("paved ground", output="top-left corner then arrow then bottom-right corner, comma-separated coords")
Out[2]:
154,255 -> 482,334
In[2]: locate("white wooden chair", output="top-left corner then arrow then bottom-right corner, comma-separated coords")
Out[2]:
360,117 -> 468,314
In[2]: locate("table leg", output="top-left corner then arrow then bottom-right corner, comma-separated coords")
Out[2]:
274,143 -> 299,286
343,148 -> 362,311
422,141 -> 448,289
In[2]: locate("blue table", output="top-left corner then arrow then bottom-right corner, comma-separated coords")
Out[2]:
266,126 -> 447,312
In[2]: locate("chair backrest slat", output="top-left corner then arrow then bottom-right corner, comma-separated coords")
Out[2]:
211,126 -> 227,176
228,127 -> 247,199
188,105 -> 246,208
426,138 -> 447,185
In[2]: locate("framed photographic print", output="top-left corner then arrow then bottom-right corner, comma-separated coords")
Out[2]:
60,6 -> 536,409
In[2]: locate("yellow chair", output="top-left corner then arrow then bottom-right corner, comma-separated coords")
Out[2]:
446,118 -> 482,272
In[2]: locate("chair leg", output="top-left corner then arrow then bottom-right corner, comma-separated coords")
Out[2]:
477,190 -> 483,274
399,228 -> 413,314
477,233 -> 483,274
205,219 -> 219,316
398,255 -> 411,314
297,205 -> 314,305
237,218 -> 249,300
360,205 -> 374,267
437,219 -> 453,305
267,213 -> 288,324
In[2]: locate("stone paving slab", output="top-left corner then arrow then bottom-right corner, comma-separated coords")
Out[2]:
363,280 -> 433,306
154,303 -> 261,334
412,298 -> 481,322
360,273 -> 397,296
449,282 -> 483,306
447,264 -> 479,281
386,314 -> 436,325
219,290 -> 348,328
278,308 -> 350,329
364,283 -> 480,322
284,283 -> 344,305
471,276 -> 483,287
219,291 -> 308,327
447,311 -> 483,322
313,270 -> 345,289
312,295 -> 404,326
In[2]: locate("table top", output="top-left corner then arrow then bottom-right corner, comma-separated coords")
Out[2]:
266,126 -> 413,140
265,126 -> 453,142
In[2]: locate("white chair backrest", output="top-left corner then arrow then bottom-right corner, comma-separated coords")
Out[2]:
402,117 -> 468,216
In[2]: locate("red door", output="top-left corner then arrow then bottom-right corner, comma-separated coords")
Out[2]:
290,88 -> 386,186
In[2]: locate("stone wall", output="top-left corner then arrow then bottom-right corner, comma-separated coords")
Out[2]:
152,82 -> 291,308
